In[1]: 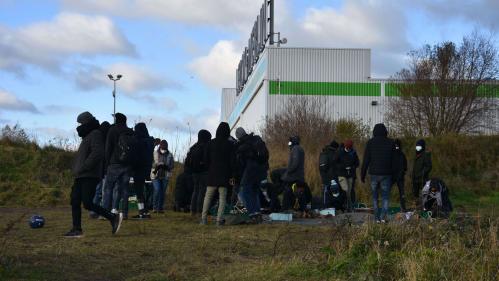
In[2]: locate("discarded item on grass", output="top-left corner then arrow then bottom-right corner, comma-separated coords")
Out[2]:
319,208 -> 336,217
269,213 -> 293,221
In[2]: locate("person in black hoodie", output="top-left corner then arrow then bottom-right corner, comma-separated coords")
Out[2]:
412,139 -> 432,202
185,129 -> 212,215
132,122 -> 154,219
335,139 -> 360,211
65,112 -> 122,238
393,139 -> 407,211
103,113 -> 134,219
90,121 -> 111,219
319,140 -> 339,207
361,123 -> 395,223
200,122 -> 235,226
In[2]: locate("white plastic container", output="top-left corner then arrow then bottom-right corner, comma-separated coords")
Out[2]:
269,213 -> 293,221
320,208 -> 336,216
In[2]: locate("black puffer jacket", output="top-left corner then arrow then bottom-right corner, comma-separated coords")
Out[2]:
335,147 -> 360,178
236,134 -> 267,185
185,129 -> 212,173
361,123 -> 395,179
205,123 -> 236,187
73,119 -> 104,179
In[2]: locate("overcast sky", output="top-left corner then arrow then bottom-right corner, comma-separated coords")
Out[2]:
0,0 -> 497,154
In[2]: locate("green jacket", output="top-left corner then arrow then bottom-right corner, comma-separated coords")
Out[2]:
412,151 -> 432,183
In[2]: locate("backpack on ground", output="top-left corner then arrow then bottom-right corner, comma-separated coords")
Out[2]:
252,136 -> 269,165
117,130 -> 138,165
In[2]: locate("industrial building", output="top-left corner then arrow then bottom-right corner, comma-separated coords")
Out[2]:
220,46 -> 499,134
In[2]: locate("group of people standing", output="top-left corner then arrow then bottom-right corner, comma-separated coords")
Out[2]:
67,111 -> 173,238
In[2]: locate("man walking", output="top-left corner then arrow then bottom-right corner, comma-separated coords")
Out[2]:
65,112 -> 122,237
103,113 -> 134,219
361,123 -> 395,223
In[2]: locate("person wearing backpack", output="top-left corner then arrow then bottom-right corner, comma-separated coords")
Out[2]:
103,113 -> 135,219
151,140 -> 174,213
335,140 -> 360,212
393,139 -> 407,211
200,122 -> 236,226
412,139 -> 432,204
65,112 -> 123,238
319,140 -> 339,208
185,129 -> 212,215
235,127 -> 269,222
131,122 -> 154,219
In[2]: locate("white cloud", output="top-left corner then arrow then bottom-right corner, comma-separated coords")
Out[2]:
189,40 -> 240,89
62,0 -> 262,31
0,89 -> 39,113
0,12 -> 135,74
74,62 -> 181,95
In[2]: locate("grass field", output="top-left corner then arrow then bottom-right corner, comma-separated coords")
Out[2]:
1,207 -> 497,281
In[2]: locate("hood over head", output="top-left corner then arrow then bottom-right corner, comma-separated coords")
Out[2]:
372,123 -> 388,137
235,127 -> 247,140
134,122 -> 150,138
215,122 -> 230,139
197,129 -> 212,144
416,139 -> 426,151
329,140 -> 339,149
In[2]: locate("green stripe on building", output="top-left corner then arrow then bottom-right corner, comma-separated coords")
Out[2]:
385,82 -> 499,97
269,81 -> 381,96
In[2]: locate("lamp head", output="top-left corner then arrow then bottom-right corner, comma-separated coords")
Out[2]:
107,74 -> 113,80
280,38 -> 288,44
117,74 -> 122,80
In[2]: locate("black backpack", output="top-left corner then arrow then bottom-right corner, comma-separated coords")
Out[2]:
319,147 -> 331,173
252,136 -> 269,165
117,130 -> 138,165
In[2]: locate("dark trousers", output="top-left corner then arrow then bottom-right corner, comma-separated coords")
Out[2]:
71,178 -> 115,230
412,180 -> 424,199
282,183 -> 312,211
190,172 -> 207,214
394,178 -> 407,211
133,167 -> 149,212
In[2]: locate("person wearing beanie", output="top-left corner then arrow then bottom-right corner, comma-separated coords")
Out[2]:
151,140 -> 174,213
185,129 -> 212,215
65,112 -> 123,237
319,140 -> 340,207
281,135 -> 305,211
201,122 -> 236,226
234,127 -> 268,222
412,139 -> 432,202
103,112 -> 134,219
334,139 -> 359,212
392,139 -> 408,211
361,123 -> 395,223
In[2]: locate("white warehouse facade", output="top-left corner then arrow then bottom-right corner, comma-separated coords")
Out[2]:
221,47 -> 498,134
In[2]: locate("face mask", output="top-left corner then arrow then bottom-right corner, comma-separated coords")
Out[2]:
416,146 -> 423,152
288,141 -> 292,146
160,149 -> 166,154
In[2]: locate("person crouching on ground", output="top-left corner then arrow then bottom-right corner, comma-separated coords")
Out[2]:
200,122 -> 235,226
65,112 -> 123,238
151,140 -> 174,213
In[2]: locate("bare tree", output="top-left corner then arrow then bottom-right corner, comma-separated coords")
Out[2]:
386,32 -> 499,136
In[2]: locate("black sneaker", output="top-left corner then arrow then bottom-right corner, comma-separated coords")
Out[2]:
64,229 -> 83,238
216,219 -> 225,226
111,213 -> 123,234
132,213 -> 151,220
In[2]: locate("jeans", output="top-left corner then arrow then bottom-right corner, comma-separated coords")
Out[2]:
92,177 -> 105,206
240,183 -> 261,215
71,178 -> 115,230
190,172 -> 207,214
201,186 -> 227,221
104,165 -> 130,215
370,175 -> 392,220
338,177 -> 354,211
152,178 -> 169,211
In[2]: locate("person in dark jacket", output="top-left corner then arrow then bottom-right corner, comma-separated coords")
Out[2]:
201,122 -> 235,226
185,129 -> 212,215
393,139 -> 407,211
131,122 -> 154,219
335,139 -> 360,211
361,123 -> 395,222
103,113 -> 134,219
174,171 -> 193,212
65,112 -> 123,238
235,127 -> 268,221
412,139 -> 432,202
319,140 -> 339,207
282,136 -> 306,211
90,121 -> 111,219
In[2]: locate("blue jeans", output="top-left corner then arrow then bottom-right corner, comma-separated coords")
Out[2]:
240,183 -> 261,215
92,177 -> 105,207
103,165 -> 130,215
153,178 -> 169,211
370,175 -> 392,220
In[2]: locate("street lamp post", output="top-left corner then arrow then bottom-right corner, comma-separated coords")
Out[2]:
107,74 -> 122,118
270,32 -> 287,47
